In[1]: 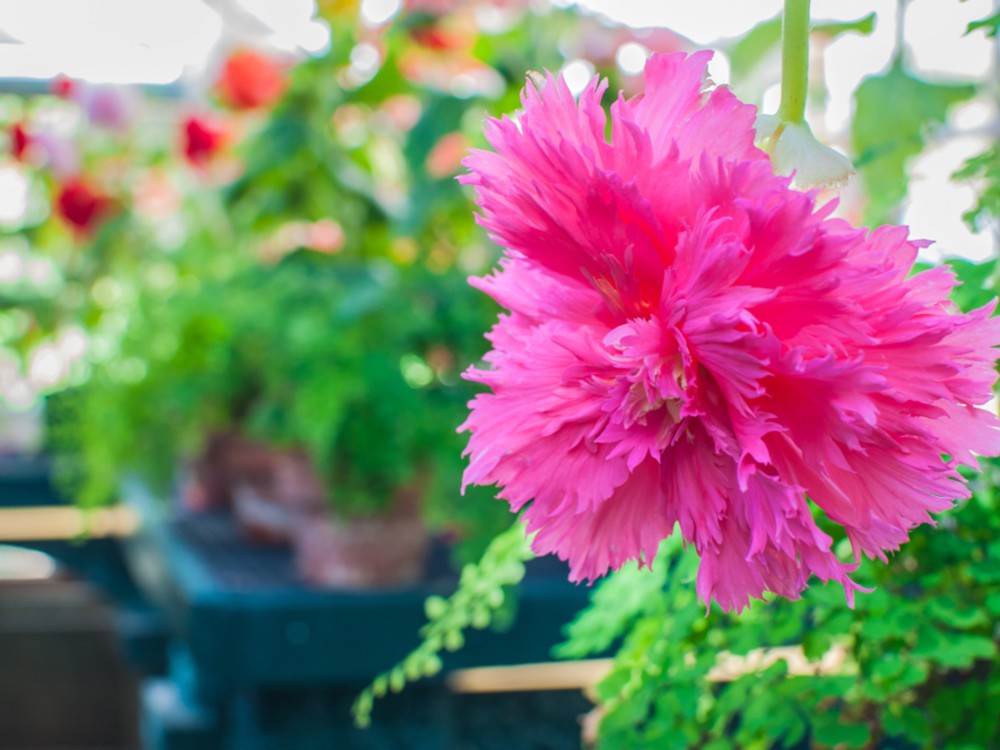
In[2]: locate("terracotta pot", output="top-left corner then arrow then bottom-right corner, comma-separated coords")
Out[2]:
180,432 -> 326,546
229,441 -> 325,545
179,432 -> 243,512
293,487 -> 429,589
231,483 -> 300,545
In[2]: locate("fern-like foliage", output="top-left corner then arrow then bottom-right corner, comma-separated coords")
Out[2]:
352,521 -> 535,727
555,535 -> 678,661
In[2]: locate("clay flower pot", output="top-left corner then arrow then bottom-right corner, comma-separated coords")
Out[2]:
181,433 -> 325,546
229,441 -> 325,545
180,433 -> 430,587
293,486 -> 430,589
179,431 -> 246,512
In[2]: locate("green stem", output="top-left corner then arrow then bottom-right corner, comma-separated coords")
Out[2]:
779,0 -> 811,123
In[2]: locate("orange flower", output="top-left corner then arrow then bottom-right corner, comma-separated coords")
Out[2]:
218,49 -> 287,110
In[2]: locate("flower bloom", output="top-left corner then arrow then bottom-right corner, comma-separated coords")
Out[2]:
217,49 -> 286,110
459,52 -> 1000,612
76,84 -> 135,131
51,77 -> 134,130
9,121 -> 30,160
182,114 -> 226,166
56,177 -> 110,235
34,131 -> 80,179
754,115 -> 854,190
50,76 -> 77,98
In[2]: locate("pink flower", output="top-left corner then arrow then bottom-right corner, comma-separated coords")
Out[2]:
67,82 -> 135,131
51,77 -> 134,130
459,52 -> 1000,613
80,85 -> 135,130
33,131 -> 80,179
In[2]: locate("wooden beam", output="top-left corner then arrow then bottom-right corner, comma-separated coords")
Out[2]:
447,643 -> 849,694
0,506 -> 139,541
448,659 -> 613,694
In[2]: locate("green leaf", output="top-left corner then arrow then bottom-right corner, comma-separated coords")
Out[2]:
912,623 -> 945,658
852,63 -> 976,224
967,12 -> 1000,36
859,606 -> 910,641
556,537 -> 677,659
728,15 -> 782,81
968,557 -> 1000,584
931,634 -> 997,668
812,717 -> 871,749
728,13 -> 875,82
871,652 -> 905,682
985,591 -> 1000,615
424,595 -> 447,620
814,13 -> 876,39
927,595 -> 989,630
883,705 -> 931,744
944,258 -> 997,312
352,522 -> 533,727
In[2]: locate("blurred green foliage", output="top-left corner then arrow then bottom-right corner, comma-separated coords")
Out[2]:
726,12 -> 875,85
560,462 -> 1000,750
852,63 -> 975,226
353,520 -> 535,727
54,252 -> 502,528
44,1 -> 645,557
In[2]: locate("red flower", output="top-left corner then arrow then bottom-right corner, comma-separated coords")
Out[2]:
217,49 -> 286,110
409,23 -> 462,51
56,178 -> 109,235
51,75 -> 76,98
10,122 -> 30,160
182,114 -> 226,166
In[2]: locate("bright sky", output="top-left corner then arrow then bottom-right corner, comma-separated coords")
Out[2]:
0,0 -> 328,84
